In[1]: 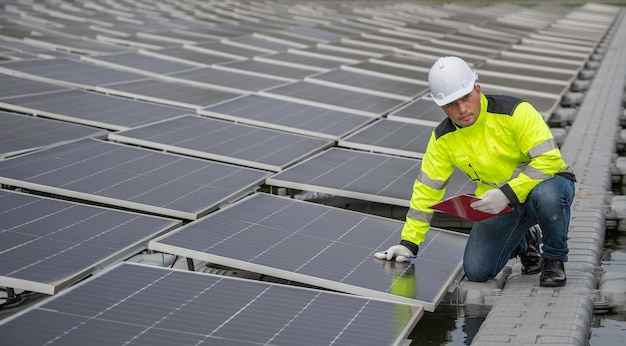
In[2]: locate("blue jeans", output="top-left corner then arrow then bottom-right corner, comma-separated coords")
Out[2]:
463,175 -> 575,282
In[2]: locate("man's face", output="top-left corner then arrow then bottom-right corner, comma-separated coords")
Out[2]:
441,84 -> 481,127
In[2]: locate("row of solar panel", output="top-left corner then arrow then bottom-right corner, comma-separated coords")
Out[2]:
0,0 -> 617,345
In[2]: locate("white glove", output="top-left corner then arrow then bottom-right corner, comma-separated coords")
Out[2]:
374,245 -> 414,262
470,188 -> 510,214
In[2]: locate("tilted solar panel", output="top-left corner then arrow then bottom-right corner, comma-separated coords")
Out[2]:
260,81 -> 407,117
265,147 -> 474,207
0,89 -> 188,131
150,193 -> 468,311
199,94 -> 374,140
0,190 -> 181,294
109,115 -> 333,172
0,138 -> 270,220
0,263 -> 422,346
338,119 -> 434,159
0,111 -> 107,158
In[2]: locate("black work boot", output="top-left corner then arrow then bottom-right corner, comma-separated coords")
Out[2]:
520,226 -> 541,275
540,258 -> 566,287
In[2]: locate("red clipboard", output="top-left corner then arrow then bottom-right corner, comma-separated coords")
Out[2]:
430,194 -> 513,222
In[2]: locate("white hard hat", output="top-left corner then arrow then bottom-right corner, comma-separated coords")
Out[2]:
428,56 -> 478,106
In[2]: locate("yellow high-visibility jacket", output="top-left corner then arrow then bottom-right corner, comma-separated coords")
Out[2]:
401,93 -> 573,247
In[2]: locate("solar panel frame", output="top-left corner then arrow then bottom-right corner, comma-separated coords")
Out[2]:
265,147 -> 474,207
0,262 -> 423,346
149,193 -> 468,310
0,138 -> 271,220
108,114 -> 334,172
0,190 -> 181,295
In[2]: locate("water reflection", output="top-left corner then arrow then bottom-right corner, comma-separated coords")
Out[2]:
590,231 -> 626,345
408,304 -> 489,345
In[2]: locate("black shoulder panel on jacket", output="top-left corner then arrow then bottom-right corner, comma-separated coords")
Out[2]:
485,94 -> 523,116
434,117 -> 457,140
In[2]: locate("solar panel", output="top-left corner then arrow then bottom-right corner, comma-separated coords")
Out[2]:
492,52 -> 584,71
387,98 -> 447,126
509,44 -> 588,62
0,138 -> 270,220
0,89 -> 188,131
417,41 -> 496,56
253,32 -> 317,48
22,36 -> 128,55
260,81 -> 407,117
370,53 -> 438,71
109,114 -> 333,172
96,33 -> 173,50
342,61 -> 430,85
476,62 -> 577,84
225,34 -> 295,52
216,59 -> 317,80
317,41 -> 392,56
0,58 -> 145,89
0,72 -> 67,99
479,73 -> 569,97
341,36 -> 411,50
149,193 -> 467,310
0,190 -> 181,295
290,46 -> 370,63
282,26 -> 347,42
96,78 -> 240,110
166,67 -> 289,93
135,31 -> 200,45
338,119 -> 434,159
0,263 -> 422,346
140,47 -> 239,66
184,41 -> 266,59
198,94 -> 374,140
395,47 -> 486,65
80,52 -> 198,76
306,69 -> 425,100
255,52 -> 343,71
0,111 -> 107,158
265,147 -> 474,207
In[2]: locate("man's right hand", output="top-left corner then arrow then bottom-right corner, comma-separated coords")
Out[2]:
374,245 -> 415,262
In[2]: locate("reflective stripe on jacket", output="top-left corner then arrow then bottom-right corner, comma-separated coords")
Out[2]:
401,93 -> 571,246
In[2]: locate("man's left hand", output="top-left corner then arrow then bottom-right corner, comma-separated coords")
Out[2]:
470,189 -> 510,214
